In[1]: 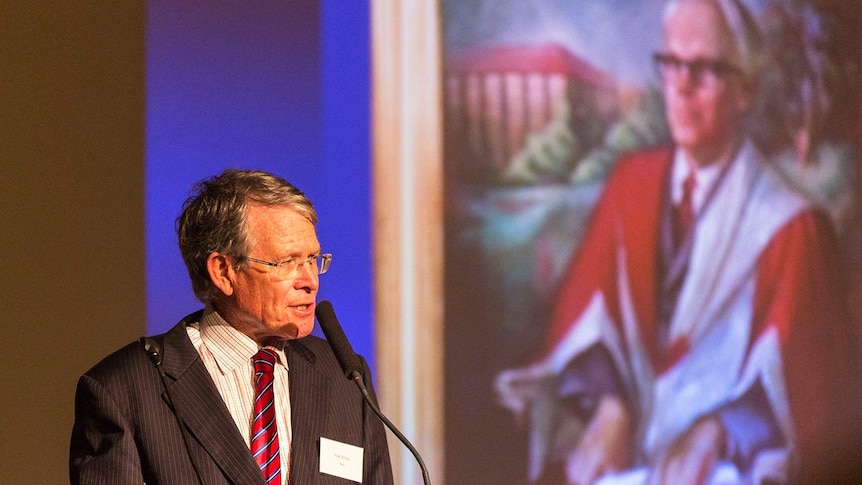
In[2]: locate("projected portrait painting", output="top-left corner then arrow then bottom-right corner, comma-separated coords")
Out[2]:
441,1 -> 862,484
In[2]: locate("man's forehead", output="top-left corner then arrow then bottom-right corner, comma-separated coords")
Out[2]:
664,1 -> 735,59
247,204 -> 315,235
247,202 -> 308,221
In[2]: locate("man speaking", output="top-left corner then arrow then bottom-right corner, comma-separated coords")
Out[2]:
70,169 -> 394,484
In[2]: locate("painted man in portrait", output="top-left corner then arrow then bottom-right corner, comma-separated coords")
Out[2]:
495,1 -> 861,483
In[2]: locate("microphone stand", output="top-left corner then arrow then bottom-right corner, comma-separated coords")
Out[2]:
316,300 -> 431,485
349,370 -> 431,485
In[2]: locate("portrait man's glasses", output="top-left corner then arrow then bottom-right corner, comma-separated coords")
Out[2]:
242,253 -> 332,277
652,52 -> 743,88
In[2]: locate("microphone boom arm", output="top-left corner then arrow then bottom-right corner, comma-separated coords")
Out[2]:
315,300 -> 432,485
350,369 -> 431,485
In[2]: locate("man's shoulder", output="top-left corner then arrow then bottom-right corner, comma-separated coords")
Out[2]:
613,146 -> 673,178
77,339 -> 156,396
599,146 -> 673,199
85,339 -> 147,371
80,314 -> 196,384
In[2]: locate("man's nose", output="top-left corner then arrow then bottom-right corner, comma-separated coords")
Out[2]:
674,66 -> 698,93
293,263 -> 319,290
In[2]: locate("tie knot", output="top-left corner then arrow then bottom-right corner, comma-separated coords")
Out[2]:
682,172 -> 697,198
678,172 -> 697,217
253,348 -> 278,374
673,171 -> 698,251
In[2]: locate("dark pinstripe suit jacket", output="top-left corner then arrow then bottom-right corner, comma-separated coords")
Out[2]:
70,311 -> 394,485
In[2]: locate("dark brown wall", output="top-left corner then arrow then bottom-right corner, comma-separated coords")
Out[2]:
1,3 -> 145,483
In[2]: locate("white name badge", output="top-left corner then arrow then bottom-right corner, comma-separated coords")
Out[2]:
319,437 -> 364,483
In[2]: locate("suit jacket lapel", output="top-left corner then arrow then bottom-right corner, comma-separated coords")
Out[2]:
160,318 -> 267,485
286,340 -> 330,483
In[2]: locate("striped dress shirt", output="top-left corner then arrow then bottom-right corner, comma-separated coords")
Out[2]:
187,306 -> 292,484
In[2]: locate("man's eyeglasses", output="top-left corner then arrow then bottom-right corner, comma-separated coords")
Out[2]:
241,253 -> 332,277
652,52 -> 743,88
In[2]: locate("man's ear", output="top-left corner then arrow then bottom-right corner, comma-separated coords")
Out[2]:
207,252 -> 235,297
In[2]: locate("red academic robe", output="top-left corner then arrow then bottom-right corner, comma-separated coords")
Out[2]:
532,145 -> 860,481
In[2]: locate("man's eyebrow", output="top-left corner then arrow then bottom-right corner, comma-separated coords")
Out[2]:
275,250 -> 321,261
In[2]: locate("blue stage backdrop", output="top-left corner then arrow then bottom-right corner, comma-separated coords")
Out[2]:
145,0 -> 374,368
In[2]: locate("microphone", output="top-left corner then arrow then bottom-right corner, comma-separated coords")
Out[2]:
139,337 -> 204,485
141,336 -> 161,366
315,301 -> 363,380
315,301 -> 431,485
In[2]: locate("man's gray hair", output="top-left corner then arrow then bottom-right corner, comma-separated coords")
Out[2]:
176,168 -> 318,303
663,0 -> 764,82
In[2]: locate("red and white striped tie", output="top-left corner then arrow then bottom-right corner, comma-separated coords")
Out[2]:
251,349 -> 281,484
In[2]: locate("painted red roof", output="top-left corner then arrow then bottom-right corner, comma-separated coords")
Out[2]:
446,43 -> 615,91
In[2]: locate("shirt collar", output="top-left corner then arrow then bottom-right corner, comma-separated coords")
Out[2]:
199,305 -> 289,374
672,139 -> 752,212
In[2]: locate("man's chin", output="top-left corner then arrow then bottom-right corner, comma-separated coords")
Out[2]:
669,129 -> 701,149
